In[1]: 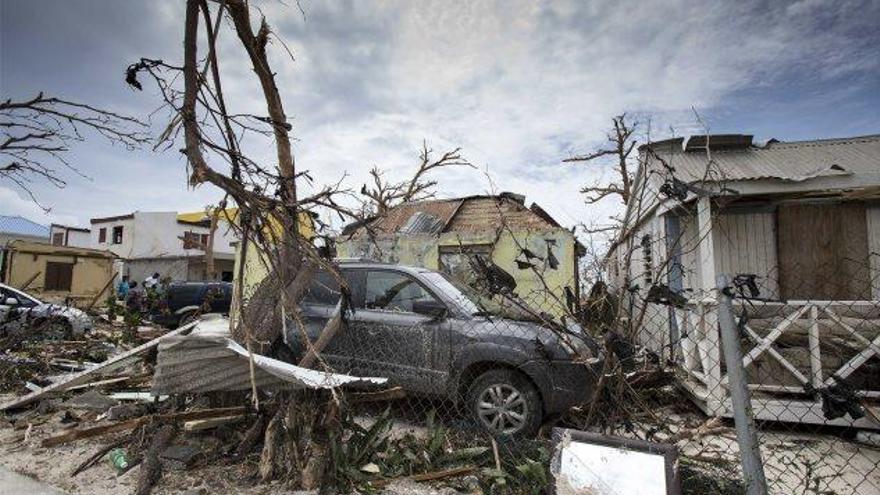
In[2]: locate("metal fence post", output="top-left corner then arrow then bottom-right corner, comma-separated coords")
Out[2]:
716,274 -> 768,495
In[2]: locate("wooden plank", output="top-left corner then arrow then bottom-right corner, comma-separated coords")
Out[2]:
824,308 -> 880,355
696,197 -> 715,294
808,305 -> 823,388
42,406 -> 247,447
742,304 -> 810,367
824,333 -> 880,385
777,202 -> 870,300
741,324 -> 810,386
0,322 -> 197,411
183,414 -> 246,431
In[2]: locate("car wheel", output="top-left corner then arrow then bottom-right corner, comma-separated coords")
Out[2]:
467,368 -> 542,437
42,318 -> 72,341
177,311 -> 198,328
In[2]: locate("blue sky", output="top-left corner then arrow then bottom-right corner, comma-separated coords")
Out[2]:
1,0 -> 878,231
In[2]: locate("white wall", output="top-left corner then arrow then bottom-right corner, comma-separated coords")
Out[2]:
91,211 -> 236,260
712,210 -> 779,299
867,204 -> 880,300
91,216 -> 135,258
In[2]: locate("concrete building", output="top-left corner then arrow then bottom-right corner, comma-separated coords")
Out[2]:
49,224 -> 91,248
1,240 -> 116,304
89,210 -> 237,283
0,215 -> 49,245
606,133 -> 880,428
336,193 -> 584,316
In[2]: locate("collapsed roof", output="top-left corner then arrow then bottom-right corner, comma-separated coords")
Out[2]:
342,193 -> 565,238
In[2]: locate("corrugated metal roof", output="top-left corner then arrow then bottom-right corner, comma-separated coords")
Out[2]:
0,215 -> 49,237
399,211 -> 445,234
647,134 -> 880,183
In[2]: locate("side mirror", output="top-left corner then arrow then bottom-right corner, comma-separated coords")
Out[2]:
4,297 -> 19,306
412,299 -> 447,319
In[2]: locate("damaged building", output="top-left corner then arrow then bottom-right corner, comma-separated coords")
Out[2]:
336,193 -> 584,315
607,133 -> 880,427
90,210 -> 238,283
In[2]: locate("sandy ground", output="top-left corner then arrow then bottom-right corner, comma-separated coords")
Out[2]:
0,406 -> 462,495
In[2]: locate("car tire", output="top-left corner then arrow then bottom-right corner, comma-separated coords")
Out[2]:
467,368 -> 543,438
177,311 -> 198,328
42,318 -> 72,341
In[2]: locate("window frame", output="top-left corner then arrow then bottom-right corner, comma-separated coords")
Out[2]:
111,225 -> 124,244
44,262 -> 74,291
358,268 -> 445,314
98,228 -> 107,243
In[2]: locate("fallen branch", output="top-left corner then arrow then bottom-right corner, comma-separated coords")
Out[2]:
42,406 -> 247,447
135,424 -> 174,495
71,439 -> 125,477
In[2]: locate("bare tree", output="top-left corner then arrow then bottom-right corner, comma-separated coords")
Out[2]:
0,92 -> 147,209
359,141 -> 472,215
127,0 -> 364,488
565,114 -> 637,202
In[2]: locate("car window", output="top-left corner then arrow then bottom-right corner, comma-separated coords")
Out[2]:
304,271 -> 343,306
1,286 -> 37,308
363,270 -> 436,313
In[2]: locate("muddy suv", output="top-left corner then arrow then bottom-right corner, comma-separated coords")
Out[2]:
286,261 -> 601,437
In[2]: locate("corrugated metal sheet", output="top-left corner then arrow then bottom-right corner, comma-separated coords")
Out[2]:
0,215 -> 49,237
366,199 -> 462,235
399,211 -> 445,234
648,135 -> 880,183
152,319 -> 386,394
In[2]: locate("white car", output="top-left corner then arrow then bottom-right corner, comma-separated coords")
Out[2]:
0,283 -> 93,339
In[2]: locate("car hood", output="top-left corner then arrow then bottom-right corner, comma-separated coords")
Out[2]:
468,316 -> 599,359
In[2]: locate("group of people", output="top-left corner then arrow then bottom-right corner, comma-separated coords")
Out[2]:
115,272 -> 164,312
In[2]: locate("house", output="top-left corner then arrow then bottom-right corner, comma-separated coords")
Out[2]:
607,133 -> 880,427
89,211 -> 238,283
49,224 -> 91,248
336,193 -> 584,316
0,215 -> 49,245
1,240 -> 116,304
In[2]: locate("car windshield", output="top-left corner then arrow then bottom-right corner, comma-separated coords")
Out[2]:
421,271 -> 542,322
3,286 -> 41,306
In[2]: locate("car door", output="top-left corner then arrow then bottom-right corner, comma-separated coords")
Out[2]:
347,269 -> 447,394
295,269 -> 362,372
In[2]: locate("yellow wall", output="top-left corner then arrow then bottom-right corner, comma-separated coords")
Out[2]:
337,228 -> 579,316
229,212 -> 317,322
6,250 -> 115,303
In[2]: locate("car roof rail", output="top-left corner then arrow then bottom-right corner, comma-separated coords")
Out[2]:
333,257 -> 380,263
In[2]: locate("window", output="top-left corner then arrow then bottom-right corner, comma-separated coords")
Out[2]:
112,226 -> 123,244
44,262 -> 74,291
98,228 -> 107,243
641,234 -> 653,285
183,231 -> 196,249
52,232 -> 64,246
183,232 -> 210,250
304,270 -> 343,305
438,244 -> 493,286
363,270 -> 436,313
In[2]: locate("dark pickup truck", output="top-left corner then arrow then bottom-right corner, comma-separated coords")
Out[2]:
150,282 -> 232,328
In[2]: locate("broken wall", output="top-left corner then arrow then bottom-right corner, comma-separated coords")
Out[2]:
4,246 -> 114,303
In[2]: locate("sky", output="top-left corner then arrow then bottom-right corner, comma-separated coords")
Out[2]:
1,0 -> 878,232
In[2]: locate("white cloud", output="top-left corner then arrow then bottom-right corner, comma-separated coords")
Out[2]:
0,186 -> 80,227
2,0 -> 877,234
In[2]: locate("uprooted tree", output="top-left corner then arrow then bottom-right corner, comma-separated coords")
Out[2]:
0,93 -> 148,210
126,0 -> 368,489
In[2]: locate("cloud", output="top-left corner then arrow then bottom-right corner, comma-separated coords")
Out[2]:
1,0 -> 878,233
0,186 -> 80,227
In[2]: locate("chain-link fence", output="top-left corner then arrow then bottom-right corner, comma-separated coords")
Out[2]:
282,237 -> 880,494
